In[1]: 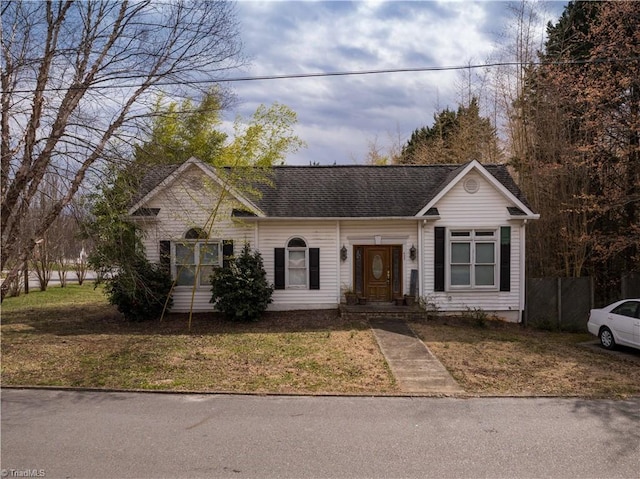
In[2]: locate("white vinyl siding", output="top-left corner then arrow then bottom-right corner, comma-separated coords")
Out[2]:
422,172 -> 524,320
259,222 -> 338,310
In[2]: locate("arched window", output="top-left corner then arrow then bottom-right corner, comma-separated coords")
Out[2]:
274,239 -> 319,291
287,237 -> 307,288
184,227 -> 207,240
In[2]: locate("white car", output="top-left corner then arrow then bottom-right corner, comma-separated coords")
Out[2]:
587,299 -> 640,350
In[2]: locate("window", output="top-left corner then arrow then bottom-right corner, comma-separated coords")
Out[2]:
612,301 -> 640,319
274,240 -> 319,291
287,237 -> 307,288
449,230 -> 496,288
173,230 -> 221,287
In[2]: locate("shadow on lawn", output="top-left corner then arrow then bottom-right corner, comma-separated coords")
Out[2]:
2,305 -> 369,337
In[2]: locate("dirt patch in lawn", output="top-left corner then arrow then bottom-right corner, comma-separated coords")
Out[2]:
409,315 -> 640,398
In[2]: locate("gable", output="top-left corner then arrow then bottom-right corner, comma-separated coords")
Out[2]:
128,157 -> 263,218
141,165 -> 239,230
432,171 -> 518,224
417,160 -> 537,220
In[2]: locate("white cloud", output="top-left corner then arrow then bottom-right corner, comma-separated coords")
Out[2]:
228,0 -> 567,165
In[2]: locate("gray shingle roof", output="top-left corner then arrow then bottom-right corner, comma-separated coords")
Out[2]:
131,162 -> 532,218
507,206 -> 526,216
130,164 -> 180,207
254,165 -> 454,217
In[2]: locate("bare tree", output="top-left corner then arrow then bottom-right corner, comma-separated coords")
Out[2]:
361,130 -> 404,165
73,243 -> 90,285
1,0 -> 243,300
490,0 -> 547,164
51,209 -> 78,288
56,255 -> 70,287
31,237 -> 53,291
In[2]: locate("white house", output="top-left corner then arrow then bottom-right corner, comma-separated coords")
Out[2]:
128,157 -> 539,321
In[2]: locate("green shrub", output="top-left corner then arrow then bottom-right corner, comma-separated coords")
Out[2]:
210,243 -> 273,321
465,306 -> 488,328
105,260 -> 173,322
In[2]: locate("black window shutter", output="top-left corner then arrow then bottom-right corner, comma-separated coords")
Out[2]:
222,240 -> 234,268
309,248 -> 320,290
274,248 -> 285,290
159,241 -> 171,272
434,227 -> 445,292
500,227 -> 511,291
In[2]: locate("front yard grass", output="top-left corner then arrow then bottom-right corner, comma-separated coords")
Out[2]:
409,316 -> 640,398
1,284 -> 396,394
2,284 -> 639,397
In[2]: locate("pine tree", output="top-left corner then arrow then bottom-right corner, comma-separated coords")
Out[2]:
398,97 -> 501,165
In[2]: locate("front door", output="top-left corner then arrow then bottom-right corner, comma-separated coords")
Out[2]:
354,245 -> 403,302
365,246 -> 391,301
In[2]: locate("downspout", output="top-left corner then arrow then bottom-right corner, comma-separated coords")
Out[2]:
336,220 -> 341,304
254,221 -> 259,253
418,220 -> 424,299
520,219 -> 527,323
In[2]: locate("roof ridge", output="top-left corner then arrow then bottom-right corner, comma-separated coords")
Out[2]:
270,164 -> 465,168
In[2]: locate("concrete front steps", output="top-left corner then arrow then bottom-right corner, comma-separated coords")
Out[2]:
339,302 -> 428,321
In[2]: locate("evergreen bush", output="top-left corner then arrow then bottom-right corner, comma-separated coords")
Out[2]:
210,243 -> 273,321
105,259 -> 173,322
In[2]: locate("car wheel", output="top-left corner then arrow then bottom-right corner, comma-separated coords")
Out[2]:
599,327 -> 616,350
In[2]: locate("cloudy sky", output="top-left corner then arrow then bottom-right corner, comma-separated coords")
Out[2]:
223,1 -> 568,165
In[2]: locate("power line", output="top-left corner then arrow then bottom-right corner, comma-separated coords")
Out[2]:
219,56 -> 640,82
9,56 -> 640,94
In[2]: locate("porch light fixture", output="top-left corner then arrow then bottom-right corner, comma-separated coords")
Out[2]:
340,245 -> 348,262
409,244 -> 417,261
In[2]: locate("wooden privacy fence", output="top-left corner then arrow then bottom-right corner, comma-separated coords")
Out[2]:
525,277 -> 594,332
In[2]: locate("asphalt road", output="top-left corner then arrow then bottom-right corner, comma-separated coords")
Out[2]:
1,389 -> 638,479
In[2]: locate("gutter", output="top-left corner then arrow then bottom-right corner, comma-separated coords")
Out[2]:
235,216 -> 441,222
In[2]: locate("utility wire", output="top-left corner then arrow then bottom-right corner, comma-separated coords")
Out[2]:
218,56 -> 640,82
9,56 -> 640,94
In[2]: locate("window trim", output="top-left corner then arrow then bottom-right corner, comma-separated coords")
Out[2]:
447,229 -> 498,291
286,236 -> 308,289
172,239 -> 222,289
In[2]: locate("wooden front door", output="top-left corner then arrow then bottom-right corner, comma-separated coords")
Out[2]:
354,245 -> 403,302
365,246 -> 391,301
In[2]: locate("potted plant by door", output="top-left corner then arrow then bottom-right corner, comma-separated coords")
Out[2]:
404,294 -> 415,307
343,285 -> 358,305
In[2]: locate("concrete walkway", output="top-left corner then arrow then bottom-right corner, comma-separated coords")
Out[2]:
370,318 -> 464,395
